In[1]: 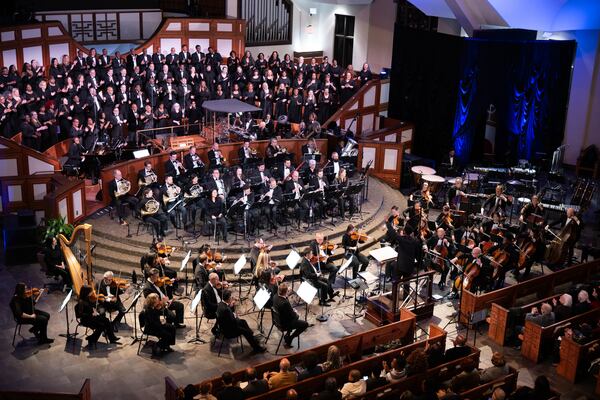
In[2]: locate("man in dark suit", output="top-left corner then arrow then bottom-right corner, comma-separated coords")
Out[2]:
183,145 -> 205,177
402,201 -> 424,233
207,142 -> 225,170
142,268 -> 185,328
136,49 -> 151,72
242,367 -> 269,398
262,177 -> 283,230
178,45 -> 191,66
483,185 -> 512,218
216,289 -> 266,353
238,140 -> 254,165
299,248 -> 334,306
164,151 -> 184,183
444,334 -> 471,362
191,45 -> 205,71
108,169 -> 138,225
216,371 -> 245,400
386,228 -> 420,296
98,270 -> 127,330
201,272 -> 223,320
152,47 -> 166,66
273,283 -> 308,347
125,49 -> 138,73
310,233 -> 340,289
66,136 -> 85,171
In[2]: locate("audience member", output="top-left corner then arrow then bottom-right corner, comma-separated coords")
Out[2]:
215,372 -> 243,400
480,352 -> 509,383
339,369 -> 366,399
450,358 -> 480,393
264,358 -> 298,389
314,377 -> 341,400
321,345 -> 343,372
242,367 -> 269,398
298,350 -> 323,381
444,335 -> 470,362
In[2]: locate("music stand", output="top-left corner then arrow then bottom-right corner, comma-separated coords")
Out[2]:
338,257 -> 354,300
227,199 -> 247,243
59,289 -> 77,341
345,182 -> 365,219
369,246 -> 398,293
234,254 -> 248,301
253,288 -> 271,333
296,281 -> 318,322
285,249 -> 302,295
127,289 -> 144,344
301,190 -> 322,230
188,289 -> 206,344
180,250 -> 192,298
346,278 -> 369,321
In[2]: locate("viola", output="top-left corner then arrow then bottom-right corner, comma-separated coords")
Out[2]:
24,287 -> 42,299
310,255 -> 328,264
155,242 -> 175,257
320,242 -> 336,252
88,291 -> 106,303
155,277 -> 174,287
206,249 -> 224,263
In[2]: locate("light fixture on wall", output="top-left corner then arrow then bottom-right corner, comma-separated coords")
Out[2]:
306,24 -> 314,34
309,8 -> 317,16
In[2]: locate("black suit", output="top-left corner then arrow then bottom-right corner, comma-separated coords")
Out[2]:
141,280 -> 184,324
216,301 -> 262,350
272,294 -> 308,341
242,379 -> 269,398
108,178 -> 139,220
183,153 -> 205,175
143,306 -> 176,349
201,282 -> 222,319
341,233 -> 369,279
310,240 -> 339,287
207,149 -> 225,169
299,258 -> 332,302
444,345 -> 471,363
164,159 -> 183,180
388,235 -> 420,282
98,279 -> 126,325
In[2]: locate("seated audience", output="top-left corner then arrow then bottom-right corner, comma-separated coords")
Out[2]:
321,345 -> 343,372
450,358 -> 480,393
531,375 -> 552,400
339,369 -> 366,399
216,371 -> 244,400
480,352 -> 509,383
298,350 -> 323,381
365,365 -> 387,391
382,355 -> 406,382
574,290 -> 592,315
264,358 -> 298,389
315,377 -> 342,400
444,334 -> 470,362
242,367 -> 269,398
405,348 -> 428,376
552,293 -> 573,322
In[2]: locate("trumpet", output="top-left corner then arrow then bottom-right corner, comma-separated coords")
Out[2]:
115,179 -> 131,197
162,184 -> 181,206
141,199 -> 160,216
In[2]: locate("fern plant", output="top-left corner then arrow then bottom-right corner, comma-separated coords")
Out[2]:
42,217 -> 74,243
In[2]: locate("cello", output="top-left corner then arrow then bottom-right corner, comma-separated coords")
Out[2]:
459,258 -> 481,291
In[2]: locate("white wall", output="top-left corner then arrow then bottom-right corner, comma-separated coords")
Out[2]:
366,0 -> 397,72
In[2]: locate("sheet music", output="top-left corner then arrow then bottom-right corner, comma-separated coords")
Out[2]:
286,250 -> 301,269
180,250 -> 192,272
358,271 -> 379,284
338,257 -> 353,275
296,281 -> 318,304
253,288 -> 271,310
59,289 -> 73,313
234,254 -> 247,275
369,246 -> 398,263
191,289 -> 202,313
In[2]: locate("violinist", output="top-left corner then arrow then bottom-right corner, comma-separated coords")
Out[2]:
202,272 -> 226,320
402,201 -> 424,234
141,249 -> 177,286
142,268 -> 186,329
143,293 -> 176,356
273,283 -> 308,348
483,185 -> 512,218
250,238 -> 271,270
98,271 -> 127,331
76,285 -> 120,347
342,225 -> 369,279
216,289 -> 267,353
425,228 -> 453,290
384,206 -> 402,245
276,157 -> 294,183
446,177 -> 466,210
193,253 -> 209,289
310,233 -> 340,290
9,283 -> 53,345
254,239 -> 281,279
519,195 -> 544,229
436,205 -> 455,232
299,248 -> 334,306
410,182 -> 433,212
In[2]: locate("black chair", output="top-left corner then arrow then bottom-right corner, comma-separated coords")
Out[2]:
135,212 -> 156,240
9,302 -> 31,347
215,322 -> 245,357
74,304 -> 109,349
136,310 -> 160,355
265,307 -> 300,355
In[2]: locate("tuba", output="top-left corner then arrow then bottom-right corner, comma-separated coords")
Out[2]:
115,179 -> 131,197
141,199 -> 160,216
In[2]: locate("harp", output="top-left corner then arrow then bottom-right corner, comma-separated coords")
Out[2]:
58,223 -> 93,297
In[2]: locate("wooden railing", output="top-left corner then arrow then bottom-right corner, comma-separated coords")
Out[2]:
99,138 -> 328,206
165,309 -> 417,400
43,138 -> 73,161
324,78 -> 390,137
459,259 -> 600,323
0,378 -> 91,400
557,337 -> 600,383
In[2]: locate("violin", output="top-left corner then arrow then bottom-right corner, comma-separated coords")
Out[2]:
110,277 -> 129,290
155,277 -> 174,287
24,287 -> 42,299
310,255 -> 328,264
350,230 -> 369,243
206,249 -> 224,262
155,242 -> 175,257
319,241 -> 336,252
88,291 -> 106,303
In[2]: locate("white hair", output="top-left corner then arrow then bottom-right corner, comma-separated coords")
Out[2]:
578,290 -> 590,303
560,294 -> 573,307
103,271 -> 114,278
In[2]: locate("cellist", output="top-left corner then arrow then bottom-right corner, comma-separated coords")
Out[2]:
449,246 -> 490,298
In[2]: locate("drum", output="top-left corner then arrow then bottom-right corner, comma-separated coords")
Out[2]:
411,165 -> 436,187
422,174 -> 445,193
447,177 -> 469,186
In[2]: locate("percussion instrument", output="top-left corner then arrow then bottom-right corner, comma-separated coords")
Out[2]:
422,174 -> 445,193
411,166 -> 436,187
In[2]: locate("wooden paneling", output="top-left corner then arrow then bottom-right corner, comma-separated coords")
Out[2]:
357,140 -> 404,189
0,378 -> 90,400
0,136 -> 61,178
43,138 -> 72,161
557,337 -> 600,383
99,138 -> 327,206
44,174 -> 87,224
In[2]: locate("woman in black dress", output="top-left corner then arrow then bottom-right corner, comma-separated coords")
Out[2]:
259,82 -> 273,120
10,283 -> 53,345
206,189 -> 228,243
76,285 -> 120,347
143,293 -> 176,356
170,103 -> 183,135
44,237 -> 71,287
318,87 -> 333,123
340,71 -> 357,105
274,83 -> 288,118
303,89 -> 317,123
287,88 -> 303,124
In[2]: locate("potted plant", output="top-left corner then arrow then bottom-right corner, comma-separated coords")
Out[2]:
41,216 -> 74,243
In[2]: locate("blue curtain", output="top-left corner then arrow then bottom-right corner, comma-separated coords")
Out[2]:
452,68 -> 477,164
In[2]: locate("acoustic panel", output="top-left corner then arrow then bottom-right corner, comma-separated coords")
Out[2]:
217,23 -> 233,32
0,159 -> 18,177
160,38 -> 182,54
72,189 -> 83,219
189,22 -> 210,31
119,12 -> 140,40
23,46 -> 44,66
363,86 -> 376,107
401,129 -> 413,143
28,155 -> 55,174
385,134 -> 397,142
362,113 -> 374,133
362,147 -> 376,168
216,39 -> 232,58
22,28 -> 42,39
33,183 -> 47,200
1,31 -> 15,42
166,22 -> 182,31
58,197 -> 68,220
383,148 -> 398,170
7,185 -> 23,202
2,49 -> 17,69
48,26 -> 62,36
189,38 -> 210,52
49,43 -> 70,62
380,81 -> 390,104
142,12 -> 162,38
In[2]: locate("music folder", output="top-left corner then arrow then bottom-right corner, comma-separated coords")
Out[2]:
369,246 -> 398,264
296,281 -> 318,304
59,289 -> 73,313
338,257 -> 353,275
180,250 -> 192,272
253,288 -> 271,310
234,254 -> 247,275
191,289 -> 202,314
286,250 -> 301,270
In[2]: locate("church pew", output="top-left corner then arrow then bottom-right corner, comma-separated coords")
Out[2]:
0,378 -> 90,400
164,309 -> 417,399
488,293 -> 560,346
460,259 -> 600,324
556,336 -> 600,383
246,325 -> 456,400
459,367 -> 518,400
521,308 -> 600,363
